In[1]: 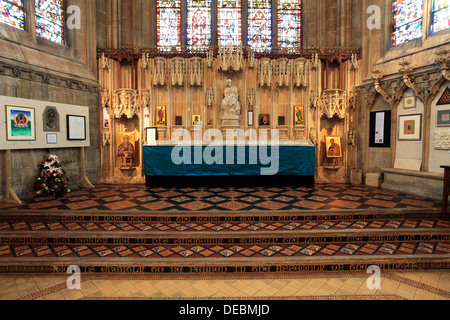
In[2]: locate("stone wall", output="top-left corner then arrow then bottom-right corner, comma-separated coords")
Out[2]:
0,0 -> 100,201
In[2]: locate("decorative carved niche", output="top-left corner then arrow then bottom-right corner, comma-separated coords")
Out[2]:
171,57 -> 185,86
258,58 -> 272,87
112,89 -> 140,119
189,57 -> 203,86
153,57 -> 166,86
318,89 -> 349,119
293,58 -> 310,88
275,58 -> 291,87
218,45 -> 243,72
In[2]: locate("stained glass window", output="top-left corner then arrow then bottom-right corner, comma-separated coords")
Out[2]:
218,0 -> 242,46
392,0 -> 424,46
248,0 -> 272,52
157,0 -> 181,50
277,0 -> 302,51
431,0 -> 450,33
35,0 -> 65,45
0,0 -> 26,30
187,0 -> 212,50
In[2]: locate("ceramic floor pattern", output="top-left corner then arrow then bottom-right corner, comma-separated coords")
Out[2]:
1,271 -> 449,300
0,183 -> 444,212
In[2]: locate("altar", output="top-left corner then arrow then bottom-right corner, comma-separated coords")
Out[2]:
143,141 -> 315,187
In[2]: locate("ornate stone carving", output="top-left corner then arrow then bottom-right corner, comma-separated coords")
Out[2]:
435,48 -> 450,81
318,89 -> 349,119
171,57 -> 185,86
218,45 -> 243,72
100,89 -> 110,108
247,88 -> 255,109
140,89 -> 150,107
100,53 -> 110,69
153,57 -> 166,86
399,58 -> 425,101
351,53 -> 359,70
112,89 -> 140,119
311,53 -> 319,69
372,68 -> 395,105
206,87 -> 214,108
434,130 -> 450,150
248,48 -> 256,68
274,58 -> 291,87
258,58 -> 272,87
206,47 -> 214,68
189,57 -> 203,86
142,53 -> 150,69
221,79 -> 241,127
293,58 -> 309,88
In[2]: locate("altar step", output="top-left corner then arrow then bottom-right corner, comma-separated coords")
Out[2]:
0,208 -> 449,274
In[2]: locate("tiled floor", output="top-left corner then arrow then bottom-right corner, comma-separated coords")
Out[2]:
0,183 -> 443,212
1,271 -> 449,300
0,183 -> 448,302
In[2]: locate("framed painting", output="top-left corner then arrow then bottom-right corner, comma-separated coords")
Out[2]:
294,106 -> 305,126
46,133 -> 58,145
175,116 -> 183,126
326,136 -> 342,158
259,114 -> 270,126
146,127 -> 158,143
67,115 -> 86,141
437,110 -> 450,127
369,110 -> 391,148
403,96 -> 416,109
6,105 -> 36,141
156,106 -> 166,126
278,116 -> 285,126
43,106 -> 60,132
398,114 -> 422,141
117,132 -> 136,158
192,115 -> 201,126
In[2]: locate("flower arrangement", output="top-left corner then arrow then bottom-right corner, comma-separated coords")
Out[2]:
34,154 -> 71,197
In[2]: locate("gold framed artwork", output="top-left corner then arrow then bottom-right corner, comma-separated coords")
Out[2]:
156,106 -> 166,126
398,114 -> 422,141
326,136 -> 342,158
192,115 -> 201,126
117,132 -> 136,158
403,96 -> 416,109
6,105 -> 36,141
294,106 -> 305,126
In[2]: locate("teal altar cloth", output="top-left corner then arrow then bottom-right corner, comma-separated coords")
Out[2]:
143,142 -> 315,178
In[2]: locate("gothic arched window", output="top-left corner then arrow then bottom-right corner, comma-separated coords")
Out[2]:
0,0 -> 26,30
218,0 -> 242,46
187,0 -> 212,50
35,0 -> 65,44
431,0 -> 450,33
277,0 -> 302,51
392,0 -> 424,46
248,0 -> 272,52
157,0 -> 181,50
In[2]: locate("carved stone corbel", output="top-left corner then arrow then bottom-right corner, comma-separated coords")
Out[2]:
435,48 -> 450,81
372,68 -> 394,105
398,58 -> 425,101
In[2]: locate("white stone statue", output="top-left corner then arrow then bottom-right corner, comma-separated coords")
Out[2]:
221,79 -> 241,118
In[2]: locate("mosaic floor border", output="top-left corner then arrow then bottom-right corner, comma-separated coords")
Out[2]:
16,271 -> 450,301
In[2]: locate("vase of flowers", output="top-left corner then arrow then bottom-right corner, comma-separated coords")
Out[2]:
34,154 -> 71,197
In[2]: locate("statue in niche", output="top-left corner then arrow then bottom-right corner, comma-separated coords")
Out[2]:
221,79 -> 241,119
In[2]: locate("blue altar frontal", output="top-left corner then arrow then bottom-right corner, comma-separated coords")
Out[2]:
143,141 -> 316,178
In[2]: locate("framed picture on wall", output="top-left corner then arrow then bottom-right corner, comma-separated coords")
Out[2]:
43,106 -> 60,132
403,96 -> 416,109
146,127 -> 157,143
192,115 -> 201,126
294,106 -> 305,126
5,105 -> 36,141
398,114 -> 422,141
326,137 -> 342,158
67,115 -> 86,141
259,114 -> 270,126
437,110 -> 450,127
369,110 -> 391,148
156,106 -> 166,126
